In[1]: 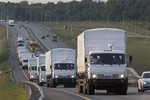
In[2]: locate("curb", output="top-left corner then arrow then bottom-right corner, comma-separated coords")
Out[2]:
23,81 -> 45,100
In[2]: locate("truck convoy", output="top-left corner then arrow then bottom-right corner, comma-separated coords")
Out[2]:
37,54 -> 46,86
46,48 -> 76,88
28,58 -> 38,81
77,28 -> 132,95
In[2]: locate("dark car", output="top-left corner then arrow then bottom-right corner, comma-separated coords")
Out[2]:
52,35 -> 58,42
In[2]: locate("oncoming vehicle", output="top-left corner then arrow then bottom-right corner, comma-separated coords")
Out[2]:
138,71 -> 150,92
52,35 -> 58,42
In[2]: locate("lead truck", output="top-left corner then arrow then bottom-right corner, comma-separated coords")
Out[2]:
46,48 -> 76,88
77,28 -> 132,95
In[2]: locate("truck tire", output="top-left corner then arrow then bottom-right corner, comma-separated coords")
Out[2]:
78,80 -> 83,93
87,84 -> 94,95
107,89 -> 113,93
47,83 -> 50,87
83,83 -> 87,94
51,82 -> 56,88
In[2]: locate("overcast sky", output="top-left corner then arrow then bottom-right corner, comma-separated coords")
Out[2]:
0,0 -> 107,4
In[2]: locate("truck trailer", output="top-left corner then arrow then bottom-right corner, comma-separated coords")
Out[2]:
46,48 -> 76,88
77,28 -> 132,95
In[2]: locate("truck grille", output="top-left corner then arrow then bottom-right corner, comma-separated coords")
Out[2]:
97,74 -> 119,79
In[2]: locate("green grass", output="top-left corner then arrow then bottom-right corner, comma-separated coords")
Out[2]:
0,25 -> 28,100
44,21 -> 150,75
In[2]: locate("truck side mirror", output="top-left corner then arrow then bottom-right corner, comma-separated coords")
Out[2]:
129,56 -> 132,62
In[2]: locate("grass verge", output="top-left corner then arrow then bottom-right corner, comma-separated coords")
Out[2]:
0,25 -> 28,100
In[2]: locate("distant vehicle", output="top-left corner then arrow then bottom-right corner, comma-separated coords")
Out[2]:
41,36 -> 45,39
20,53 -> 33,69
8,19 -> 14,26
18,25 -> 21,28
138,71 -> 150,92
52,35 -> 57,42
17,37 -> 24,47
46,48 -> 76,88
18,50 -> 29,63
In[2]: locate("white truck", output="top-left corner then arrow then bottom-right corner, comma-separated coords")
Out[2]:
20,52 -> 33,69
37,55 -> 46,86
28,58 -> 38,81
46,48 -> 76,88
17,37 -> 24,47
18,50 -> 29,64
17,46 -> 27,54
8,19 -> 14,26
77,28 -> 132,95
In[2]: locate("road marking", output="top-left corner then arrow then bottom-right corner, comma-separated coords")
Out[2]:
53,88 -> 91,100
21,66 -> 29,80
11,27 -> 29,80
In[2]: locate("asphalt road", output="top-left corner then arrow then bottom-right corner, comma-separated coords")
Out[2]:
4,22 -> 150,100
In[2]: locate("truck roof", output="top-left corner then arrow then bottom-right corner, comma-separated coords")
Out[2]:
78,28 -> 126,55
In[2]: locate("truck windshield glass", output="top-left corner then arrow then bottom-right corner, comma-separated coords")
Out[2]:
41,66 -> 46,71
23,60 -> 28,62
143,73 -> 150,78
18,41 -> 24,43
54,63 -> 74,70
31,66 -> 37,70
90,54 -> 125,64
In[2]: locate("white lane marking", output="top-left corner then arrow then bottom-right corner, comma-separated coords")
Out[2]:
53,88 -> 91,100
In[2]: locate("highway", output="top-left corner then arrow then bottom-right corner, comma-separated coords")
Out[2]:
4,22 -> 150,100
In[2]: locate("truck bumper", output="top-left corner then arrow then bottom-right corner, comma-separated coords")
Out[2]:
53,78 -> 76,85
89,78 -> 128,90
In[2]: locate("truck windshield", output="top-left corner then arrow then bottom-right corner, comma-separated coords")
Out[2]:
54,63 -> 74,70
90,54 -> 125,65
31,66 -> 37,70
41,66 -> 46,71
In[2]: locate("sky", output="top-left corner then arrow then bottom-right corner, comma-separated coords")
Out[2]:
0,0 -> 107,4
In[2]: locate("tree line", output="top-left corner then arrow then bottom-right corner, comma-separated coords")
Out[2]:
0,0 -> 150,22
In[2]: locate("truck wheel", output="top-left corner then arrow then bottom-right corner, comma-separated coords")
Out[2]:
83,83 -> 87,94
78,85 -> 83,93
47,83 -> 50,87
52,82 -> 56,88
87,84 -> 94,95
107,89 -> 113,93
78,81 -> 83,93
38,82 -> 41,86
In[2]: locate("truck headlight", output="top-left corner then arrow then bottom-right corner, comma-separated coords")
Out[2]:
92,74 -> 97,78
31,76 -> 34,78
120,74 -> 125,78
71,75 -> 75,78
55,75 -> 58,78
42,78 -> 44,81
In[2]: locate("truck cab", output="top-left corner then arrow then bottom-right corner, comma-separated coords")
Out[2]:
38,64 -> 47,86
50,62 -> 76,87
29,66 -> 38,81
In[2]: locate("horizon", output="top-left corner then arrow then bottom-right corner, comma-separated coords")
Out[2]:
0,0 -> 107,4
